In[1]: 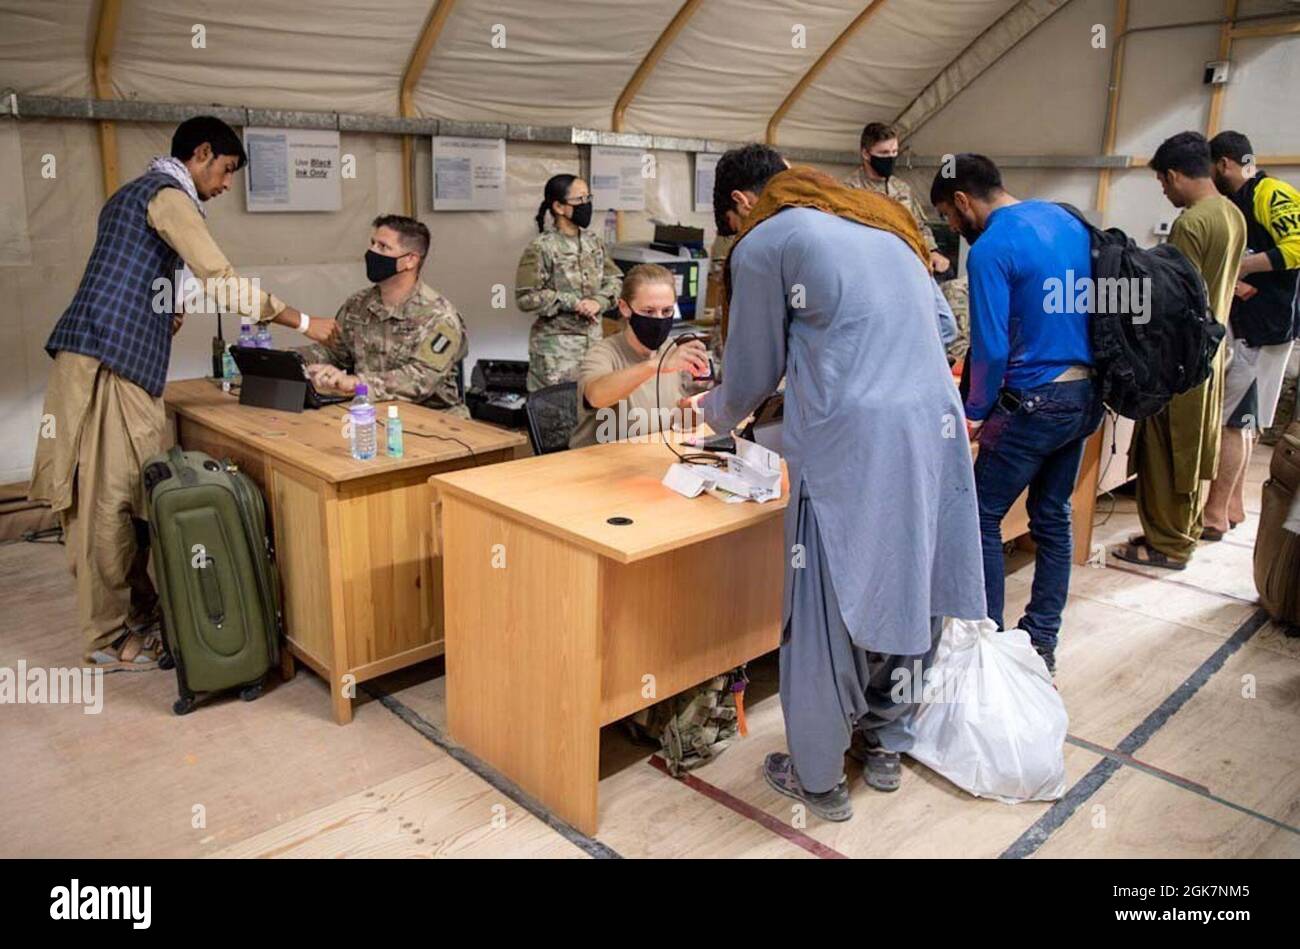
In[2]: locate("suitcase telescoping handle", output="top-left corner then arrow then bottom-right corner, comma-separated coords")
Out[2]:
169,445 -> 201,487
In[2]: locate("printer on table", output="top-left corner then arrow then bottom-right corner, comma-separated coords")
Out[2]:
466,359 -> 529,428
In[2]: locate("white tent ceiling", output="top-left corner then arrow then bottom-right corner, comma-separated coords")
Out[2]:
1,0 -> 1062,151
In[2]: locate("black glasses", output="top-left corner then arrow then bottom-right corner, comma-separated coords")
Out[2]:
564,195 -> 593,206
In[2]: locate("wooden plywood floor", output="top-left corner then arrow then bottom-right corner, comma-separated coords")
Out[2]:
1,444 -> 1296,859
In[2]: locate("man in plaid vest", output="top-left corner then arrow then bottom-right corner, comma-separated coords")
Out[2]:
28,116 -> 340,672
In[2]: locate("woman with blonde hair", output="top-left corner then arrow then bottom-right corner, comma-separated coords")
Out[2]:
568,264 -> 710,448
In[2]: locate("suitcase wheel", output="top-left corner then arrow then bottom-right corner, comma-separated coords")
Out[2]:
173,696 -> 196,716
240,682 -> 264,702
158,652 -> 175,671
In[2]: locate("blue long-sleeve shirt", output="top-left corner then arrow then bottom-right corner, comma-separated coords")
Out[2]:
964,201 -> 1093,420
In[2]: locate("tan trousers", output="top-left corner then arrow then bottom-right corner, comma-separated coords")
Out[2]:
28,353 -> 167,655
1133,409 -> 1205,563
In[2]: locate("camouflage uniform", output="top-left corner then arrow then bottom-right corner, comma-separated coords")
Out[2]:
515,229 -> 623,391
297,281 -> 469,415
842,166 -> 939,253
626,669 -> 746,776
940,276 -> 970,364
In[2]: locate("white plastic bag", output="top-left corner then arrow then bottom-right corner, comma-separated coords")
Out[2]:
906,617 -> 1068,804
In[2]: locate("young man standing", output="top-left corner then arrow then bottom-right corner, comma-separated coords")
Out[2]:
28,116 -> 339,671
931,154 -> 1102,675
681,145 -> 985,821
1113,132 -> 1246,570
1203,131 -> 1300,538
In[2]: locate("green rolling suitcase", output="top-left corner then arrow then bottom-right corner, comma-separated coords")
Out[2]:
143,446 -> 282,715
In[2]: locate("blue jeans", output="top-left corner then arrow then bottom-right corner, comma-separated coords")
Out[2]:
973,379 -> 1103,650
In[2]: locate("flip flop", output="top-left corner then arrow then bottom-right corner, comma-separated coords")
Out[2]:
86,630 -> 162,673
1201,527 -> 1225,542
1110,541 -> 1187,571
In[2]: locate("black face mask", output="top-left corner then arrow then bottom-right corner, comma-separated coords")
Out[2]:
569,201 -> 594,230
365,249 -> 403,283
868,154 -> 897,178
629,313 -> 674,351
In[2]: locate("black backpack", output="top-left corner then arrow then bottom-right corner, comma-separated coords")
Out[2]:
1058,204 -> 1224,420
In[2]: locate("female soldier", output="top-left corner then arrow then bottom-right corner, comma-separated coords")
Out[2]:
515,174 -> 624,391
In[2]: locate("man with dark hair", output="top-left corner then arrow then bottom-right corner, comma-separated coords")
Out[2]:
1203,131 -> 1300,539
685,144 -> 985,820
844,122 -> 948,274
1113,132 -> 1246,569
170,115 -> 248,169
712,143 -> 789,237
299,215 -> 470,413
930,153 -> 1100,675
29,115 -> 338,671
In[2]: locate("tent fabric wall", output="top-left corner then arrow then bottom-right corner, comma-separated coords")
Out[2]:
1,0 -> 1299,483
779,0 -> 1025,150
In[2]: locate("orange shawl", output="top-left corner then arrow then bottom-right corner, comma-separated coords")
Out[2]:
720,165 -> 929,342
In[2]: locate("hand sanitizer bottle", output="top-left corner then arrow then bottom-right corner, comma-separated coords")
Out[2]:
386,405 -> 404,458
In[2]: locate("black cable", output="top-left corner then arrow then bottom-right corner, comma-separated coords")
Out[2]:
402,428 -> 478,465
656,333 -> 725,468
1092,409 -> 1121,528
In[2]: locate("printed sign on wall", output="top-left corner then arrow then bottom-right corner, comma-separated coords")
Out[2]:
432,136 -> 507,211
590,145 -> 646,211
244,127 -> 342,212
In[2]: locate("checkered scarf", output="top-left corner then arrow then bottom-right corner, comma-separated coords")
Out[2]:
147,155 -> 205,218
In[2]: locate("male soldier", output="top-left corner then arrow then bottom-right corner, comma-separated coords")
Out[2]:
301,215 -> 470,415
29,115 -> 339,672
941,277 -> 970,365
843,122 -> 950,275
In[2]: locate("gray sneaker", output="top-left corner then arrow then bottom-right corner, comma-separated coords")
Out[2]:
762,752 -> 853,822
851,729 -> 902,792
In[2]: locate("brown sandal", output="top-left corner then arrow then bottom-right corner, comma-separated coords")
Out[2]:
1111,541 -> 1187,571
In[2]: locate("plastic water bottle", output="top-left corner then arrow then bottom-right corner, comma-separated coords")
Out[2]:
221,347 -> 236,392
349,383 -> 377,461
386,405 -> 404,458
237,322 -> 257,347
255,324 -> 274,349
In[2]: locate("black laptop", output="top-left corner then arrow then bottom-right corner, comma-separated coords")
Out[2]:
229,347 -> 350,413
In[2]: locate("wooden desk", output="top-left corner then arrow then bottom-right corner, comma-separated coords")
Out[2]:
163,378 -> 527,724
431,439 -> 786,834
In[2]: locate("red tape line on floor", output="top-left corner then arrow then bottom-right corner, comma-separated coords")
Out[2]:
647,754 -> 850,860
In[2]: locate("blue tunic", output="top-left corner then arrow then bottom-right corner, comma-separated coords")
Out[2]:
700,208 -> 986,654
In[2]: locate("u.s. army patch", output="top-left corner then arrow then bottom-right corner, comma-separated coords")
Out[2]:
417,321 -> 461,371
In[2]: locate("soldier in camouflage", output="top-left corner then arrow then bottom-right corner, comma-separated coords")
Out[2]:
843,122 -> 950,275
940,276 -> 970,365
299,215 -> 470,415
516,174 -> 624,391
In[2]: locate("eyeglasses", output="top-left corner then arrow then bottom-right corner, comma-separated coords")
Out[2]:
564,195 -> 593,206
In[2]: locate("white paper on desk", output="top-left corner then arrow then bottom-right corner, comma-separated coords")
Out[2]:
661,437 -> 783,503
663,462 -> 709,498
